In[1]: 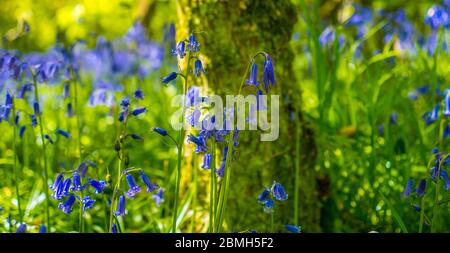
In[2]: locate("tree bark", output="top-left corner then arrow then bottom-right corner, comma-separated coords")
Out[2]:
177,0 -> 321,232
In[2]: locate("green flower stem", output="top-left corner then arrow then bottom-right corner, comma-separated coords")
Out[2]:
209,139 -> 216,232
109,111 -> 130,232
32,74 -> 51,232
11,99 -> 23,224
172,50 -> 192,233
215,59 -> 252,232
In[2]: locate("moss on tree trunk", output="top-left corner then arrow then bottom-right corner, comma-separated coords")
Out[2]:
177,0 -> 321,232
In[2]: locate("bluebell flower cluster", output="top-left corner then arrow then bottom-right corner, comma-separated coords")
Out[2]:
113,169 -> 160,217
118,94 -> 147,123
403,148 -> 450,212
257,181 -> 288,212
49,163 -> 107,215
245,53 -> 276,94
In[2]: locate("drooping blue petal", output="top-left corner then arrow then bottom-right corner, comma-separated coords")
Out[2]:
125,174 -> 141,198
140,171 -> 159,193
272,181 -> 288,201
416,179 -> 426,197
402,179 -> 414,197
56,129 -> 71,138
285,224 -> 302,233
115,195 -> 126,216
245,62 -> 260,86
58,195 -> 76,214
201,153 -> 212,170
153,127 -> 168,136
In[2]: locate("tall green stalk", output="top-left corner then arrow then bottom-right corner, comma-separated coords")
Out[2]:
215,60 -> 252,232
172,51 -> 192,232
70,66 -> 84,233
32,74 -> 51,231
209,139 -> 216,232
109,110 -> 129,232
11,99 -> 23,224
294,112 -> 301,225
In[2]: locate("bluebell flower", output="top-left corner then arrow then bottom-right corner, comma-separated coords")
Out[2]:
30,114 -> 37,127
257,188 -> 270,203
18,84 -> 32,99
193,59 -> 205,77
115,195 -> 126,216
112,223 -> 118,233
2,90 -> 13,120
140,171 -> 159,193
444,93 -> 450,117
272,181 -> 288,201
187,134 -> 208,153
153,188 -> 164,206
66,103 -> 73,117
440,170 -> 450,190
187,109 -> 201,126
416,179 -> 426,197
132,107 -> 147,116
407,90 -> 419,100
16,223 -> 27,233
82,196 -> 96,212
33,102 -> 40,116
202,153 -> 212,169
153,127 -> 168,136
56,129 -> 71,138
162,72 -> 178,84
63,83 -> 70,99
186,86 -> 200,107
39,224 -> 46,233
378,124 -> 384,136
19,125 -> 26,138
72,173 -> 82,191
51,173 -> 64,190
44,134 -> 54,144
256,90 -> 266,110
172,41 -> 186,58
417,85 -> 429,94
346,4 -> 372,26
285,224 -> 302,233
264,199 -> 274,212
389,112 -> 398,125
216,146 -> 228,177
120,97 -> 130,109
245,62 -> 260,87
134,89 -> 144,100
187,34 -> 200,52
118,111 -> 126,122
89,179 -> 107,194
126,174 -> 141,197
14,112 -> 19,126
422,105 -> 440,125
402,179 -> 414,197
432,148 -> 439,154
431,166 -> 439,181
263,55 -> 276,93
425,5 -> 449,29
319,26 -> 344,48
62,178 -> 71,196
233,129 -> 239,147
77,162 -> 89,178
58,195 -> 76,214
444,125 -> 450,139
130,133 -> 143,140
412,204 -> 421,212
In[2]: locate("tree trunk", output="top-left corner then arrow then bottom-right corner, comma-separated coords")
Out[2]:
177,0 -> 321,232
